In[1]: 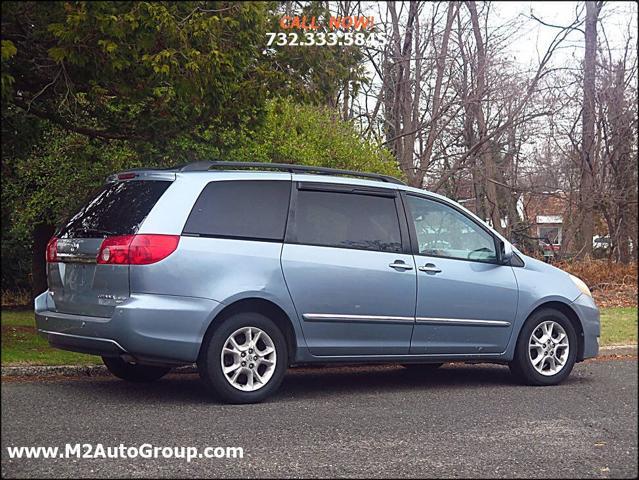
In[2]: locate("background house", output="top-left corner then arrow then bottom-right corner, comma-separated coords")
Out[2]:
517,191 -> 567,259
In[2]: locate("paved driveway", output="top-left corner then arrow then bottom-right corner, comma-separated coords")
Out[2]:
2,358 -> 637,478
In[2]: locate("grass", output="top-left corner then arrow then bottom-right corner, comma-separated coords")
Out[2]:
600,307 -> 638,346
1,307 -> 637,366
1,310 -> 101,366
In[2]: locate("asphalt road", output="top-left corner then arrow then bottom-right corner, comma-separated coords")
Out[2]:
2,358 -> 637,479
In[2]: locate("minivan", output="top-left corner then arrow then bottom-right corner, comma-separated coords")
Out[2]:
35,161 -> 600,403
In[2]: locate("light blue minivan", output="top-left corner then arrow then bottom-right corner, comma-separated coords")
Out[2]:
35,162 -> 600,403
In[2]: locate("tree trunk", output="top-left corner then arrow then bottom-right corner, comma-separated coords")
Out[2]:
416,3 -> 457,180
342,79 -> 349,121
503,118 -> 519,240
387,1 -> 420,186
610,62 -> 634,263
32,224 -> 55,299
466,0 -> 502,232
577,1 -> 602,258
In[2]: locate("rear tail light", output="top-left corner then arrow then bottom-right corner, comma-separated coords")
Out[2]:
46,236 -> 58,263
98,235 -> 133,264
97,234 -> 179,265
117,172 -> 138,180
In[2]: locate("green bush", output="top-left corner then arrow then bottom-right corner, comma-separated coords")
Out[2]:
221,99 -> 400,177
1,98 -> 399,291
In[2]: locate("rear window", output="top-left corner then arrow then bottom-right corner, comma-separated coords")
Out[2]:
57,180 -> 172,238
293,190 -> 402,253
183,180 -> 291,241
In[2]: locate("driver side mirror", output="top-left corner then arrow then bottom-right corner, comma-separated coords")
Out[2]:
498,239 -> 514,265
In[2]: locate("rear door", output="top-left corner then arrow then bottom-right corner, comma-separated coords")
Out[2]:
402,193 -> 519,354
49,178 -> 172,317
281,182 -> 417,356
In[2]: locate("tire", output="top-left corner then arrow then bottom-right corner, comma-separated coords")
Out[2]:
402,363 -> 444,370
102,356 -> 171,383
197,312 -> 288,404
509,308 -> 578,386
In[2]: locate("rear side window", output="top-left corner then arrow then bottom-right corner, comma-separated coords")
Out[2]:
293,190 -> 402,253
183,180 -> 291,241
57,180 -> 172,239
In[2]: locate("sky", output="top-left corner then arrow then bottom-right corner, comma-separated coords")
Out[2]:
489,1 -> 638,67
356,1 -> 638,68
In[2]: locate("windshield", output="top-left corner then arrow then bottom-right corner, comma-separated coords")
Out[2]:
57,180 -> 171,239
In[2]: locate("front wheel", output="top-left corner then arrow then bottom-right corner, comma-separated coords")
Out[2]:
509,309 -> 577,386
197,313 -> 288,404
102,356 -> 171,383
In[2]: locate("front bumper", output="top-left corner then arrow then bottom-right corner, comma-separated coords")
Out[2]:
35,291 -> 221,365
571,293 -> 600,360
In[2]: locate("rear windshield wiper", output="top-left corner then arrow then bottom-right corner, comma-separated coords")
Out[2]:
77,228 -> 119,238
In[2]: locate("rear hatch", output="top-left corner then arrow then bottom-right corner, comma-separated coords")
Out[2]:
48,177 -> 173,317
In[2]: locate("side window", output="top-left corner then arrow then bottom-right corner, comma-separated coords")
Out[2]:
183,180 -> 291,241
293,189 -> 402,253
406,195 -> 497,262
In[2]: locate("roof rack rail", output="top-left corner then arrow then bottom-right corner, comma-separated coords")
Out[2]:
178,161 -> 406,185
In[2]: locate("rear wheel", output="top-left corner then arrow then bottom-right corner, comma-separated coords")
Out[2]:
102,356 -> 170,383
197,312 -> 288,404
509,308 -> 577,386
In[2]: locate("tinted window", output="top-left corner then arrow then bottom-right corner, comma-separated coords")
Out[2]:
294,190 -> 402,253
183,180 -> 291,241
406,195 -> 497,262
58,180 -> 172,238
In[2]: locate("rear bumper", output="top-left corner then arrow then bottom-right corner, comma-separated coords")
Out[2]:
39,329 -> 126,357
571,293 -> 600,360
35,291 -> 221,364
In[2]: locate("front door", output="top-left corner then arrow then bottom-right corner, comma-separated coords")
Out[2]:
281,182 -> 417,356
403,194 -> 519,355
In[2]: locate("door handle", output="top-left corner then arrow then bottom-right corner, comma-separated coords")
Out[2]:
389,261 -> 413,271
419,263 -> 442,273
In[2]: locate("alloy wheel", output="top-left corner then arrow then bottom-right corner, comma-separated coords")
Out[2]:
528,320 -> 570,376
220,326 -> 277,391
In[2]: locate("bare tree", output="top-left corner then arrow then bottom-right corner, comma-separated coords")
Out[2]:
577,0 -> 604,258
597,54 -> 638,262
385,1 -> 422,185
351,1 -> 637,261
466,0 -> 501,232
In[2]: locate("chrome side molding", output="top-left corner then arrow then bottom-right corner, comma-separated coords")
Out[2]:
303,313 -> 415,324
415,317 -> 511,327
303,314 -> 511,327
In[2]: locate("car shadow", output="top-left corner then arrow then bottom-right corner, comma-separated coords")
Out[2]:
276,363 -> 515,400
39,362 -> 589,405
275,363 -> 591,402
